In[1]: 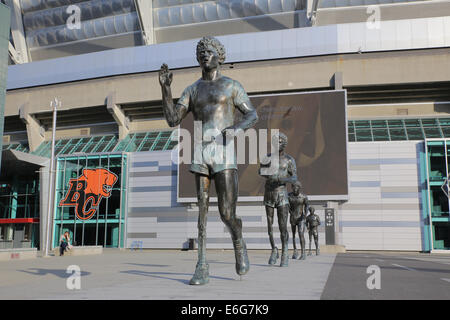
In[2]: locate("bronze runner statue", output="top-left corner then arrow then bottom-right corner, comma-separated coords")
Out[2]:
288,180 -> 309,260
159,36 -> 258,285
306,206 -> 321,256
259,132 -> 297,267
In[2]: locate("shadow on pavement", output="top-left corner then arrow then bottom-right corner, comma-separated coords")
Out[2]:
189,260 -> 274,268
18,268 -> 91,278
120,270 -> 235,285
124,263 -> 170,268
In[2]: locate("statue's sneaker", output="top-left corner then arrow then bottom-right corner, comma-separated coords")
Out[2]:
292,249 -> 299,259
268,246 -> 279,265
233,239 -> 250,275
316,248 -> 320,256
189,262 -> 209,285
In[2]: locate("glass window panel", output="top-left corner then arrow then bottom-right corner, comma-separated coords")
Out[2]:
354,120 -> 370,129
83,137 -> 103,153
421,118 -> 437,127
355,129 -> 372,141
438,118 -> 450,126
16,144 -> 28,152
71,137 -> 89,153
139,139 -> 156,151
389,128 -> 407,141
348,121 -> 354,130
94,136 -> 114,153
54,139 -> 70,156
370,120 -> 387,129
125,140 -> 141,152
148,132 -> 160,139
430,185 -> 449,216
424,127 -> 442,138
165,140 -> 178,150
442,127 -> 450,138
348,126 -> 354,134
406,128 -> 424,140
152,139 -> 168,150
93,138 -> 111,153
404,119 -> 420,127
159,131 -> 172,139
135,133 -> 147,139
61,138 -> 80,154
387,120 -> 403,128
87,157 -> 100,169
102,137 -> 117,153
124,133 -> 145,152
372,129 -> 389,141
113,136 -> 129,151
348,133 -> 355,142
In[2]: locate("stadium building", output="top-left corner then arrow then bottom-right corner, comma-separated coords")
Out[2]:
1,0 -> 450,254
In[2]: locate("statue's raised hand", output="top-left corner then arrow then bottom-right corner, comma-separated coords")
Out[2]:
159,63 -> 173,87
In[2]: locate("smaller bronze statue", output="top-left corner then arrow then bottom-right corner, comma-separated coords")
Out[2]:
306,207 -> 321,256
288,180 -> 309,260
259,132 -> 297,267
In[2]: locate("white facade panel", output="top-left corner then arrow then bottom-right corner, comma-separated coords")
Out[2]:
341,141 -> 423,251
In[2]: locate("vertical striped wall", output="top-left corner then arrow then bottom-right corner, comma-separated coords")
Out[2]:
339,141 -> 425,251
127,150 -> 325,249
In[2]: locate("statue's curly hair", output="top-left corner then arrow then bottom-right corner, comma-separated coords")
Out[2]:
293,180 -> 302,190
196,36 -> 226,64
279,132 -> 288,145
273,131 -> 288,148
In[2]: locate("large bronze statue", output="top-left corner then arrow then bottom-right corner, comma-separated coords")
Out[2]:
306,207 -> 321,256
288,180 -> 309,260
259,132 -> 297,267
159,36 -> 258,285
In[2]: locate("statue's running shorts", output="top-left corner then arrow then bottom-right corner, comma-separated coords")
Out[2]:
264,187 -> 289,208
190,140 -> 237,176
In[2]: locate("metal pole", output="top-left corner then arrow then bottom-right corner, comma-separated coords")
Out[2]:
45,98 -> 59,257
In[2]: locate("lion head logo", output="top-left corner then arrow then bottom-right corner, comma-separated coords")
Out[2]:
59,169 -> 118,220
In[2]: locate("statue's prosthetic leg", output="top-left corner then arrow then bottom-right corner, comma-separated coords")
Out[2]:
190,174 -> 211,285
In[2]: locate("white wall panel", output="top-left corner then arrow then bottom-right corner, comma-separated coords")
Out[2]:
342,141 -> 423,251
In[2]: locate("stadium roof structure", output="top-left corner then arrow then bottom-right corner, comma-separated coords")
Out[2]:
2,0 -> 449,65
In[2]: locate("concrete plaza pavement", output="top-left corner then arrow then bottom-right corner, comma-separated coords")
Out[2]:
321,252 -> 450,300
0,249 -> 336,300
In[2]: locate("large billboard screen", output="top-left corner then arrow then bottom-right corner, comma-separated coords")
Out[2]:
177,90 -> 348,202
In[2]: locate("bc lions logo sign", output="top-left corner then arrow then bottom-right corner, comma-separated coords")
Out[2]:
59,169 -> 118,220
